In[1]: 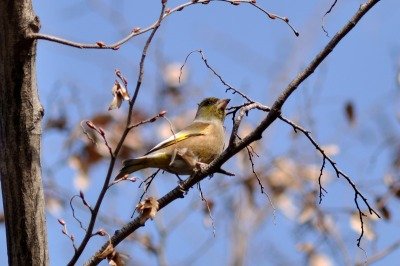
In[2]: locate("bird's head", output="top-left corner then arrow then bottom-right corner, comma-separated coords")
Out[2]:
194,97 -> 230,122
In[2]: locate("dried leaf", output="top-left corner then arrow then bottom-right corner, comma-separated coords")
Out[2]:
74,172 -> 90,191
202,198 -> 214,214
393,146 -> 400,169
321,144 -> 340,157
299,206 -> 315,224
46,196 -> 63,216
96,41 -> 106,47
242,177 -> 256,201
375,197 -> 391,220
163,63 -> 188,89
45,116 -> 67,131
344,101 -> 356,126
97,242 -> 115,259
275,194 -> 296,219
109,82 -> 130,110
297,242 -> 314,253
267,158 -> 298,191
108,252 -> 126,266
91,114 -> 113,126
136,197 -> 159,224
350,212 -> 375,240
309,253 -> 333,266
298,243 -> 333,266
69,156 -> 90,191
391,185 -> 400,199
300,164 -> 330,182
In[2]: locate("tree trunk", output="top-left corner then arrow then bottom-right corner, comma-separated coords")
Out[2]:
0,1 -> 49,265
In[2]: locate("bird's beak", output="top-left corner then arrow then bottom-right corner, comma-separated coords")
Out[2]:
217,98 -> 230,110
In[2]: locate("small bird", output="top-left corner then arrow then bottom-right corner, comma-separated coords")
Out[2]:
115,97 -> 230,180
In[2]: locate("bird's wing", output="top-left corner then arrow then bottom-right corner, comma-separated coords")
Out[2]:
145,121 -> 211,155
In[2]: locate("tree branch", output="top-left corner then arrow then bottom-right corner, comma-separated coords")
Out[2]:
28,0 -> 296,49
66,3 -> 167,266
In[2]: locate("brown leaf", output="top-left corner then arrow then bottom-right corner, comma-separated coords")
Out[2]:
163,63 -> 188,89
45,116 -> 67,130
393,147 -> 400,169
108,252 -> 126,266
202,198 -> 214,214
46,196 -> 63,216
97,242 -> 115,259
375,197 -> 391,220
344,101 -> 356,126
320,144 -> 340,157
349,212 -> 375,240
390,185 -> 400,199
109,82 -> 130,110
136,197 -> 159,224
242,177 -> 256,206
91,114 -> 113,126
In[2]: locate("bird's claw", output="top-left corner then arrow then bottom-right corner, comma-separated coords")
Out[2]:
178,181 -> 187,196
195,162 -> 208,173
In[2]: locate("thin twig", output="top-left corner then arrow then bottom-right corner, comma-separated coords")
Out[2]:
132,169 -> 160,218
357,239 -> 400,265
84,120 -> 113,157
249,1 -> 299,36
197,182 -> 216,237
66,3 -> 167,266
29,0 -> 296,49
278,115 -> 381,246
128,110 -> 167,130
244,145 -> 275,212
322,0 -> 339,36
318,157 -> 328,204
180,49 -> 254,102
58,219 -> 78,252
70,195 -> 88,232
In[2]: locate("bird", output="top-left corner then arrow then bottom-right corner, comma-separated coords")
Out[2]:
115,97 -> 230,180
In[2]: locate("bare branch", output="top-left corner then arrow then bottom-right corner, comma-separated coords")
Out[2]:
197,182 -> 216,237
322,0 -> 339,36
28,0 -> 296,49
180,49 -> 254,102
133,170 -> 161,218
357,239 -> 400,265
278,115 -> 381,246
69,195 -> 88,232
66,3 -> 167,266
58,219 -> 77,252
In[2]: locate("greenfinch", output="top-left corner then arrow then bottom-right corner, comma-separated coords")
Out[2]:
115,97 -> 230,180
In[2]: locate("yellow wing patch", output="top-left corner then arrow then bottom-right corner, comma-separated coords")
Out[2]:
145,122 -> 210,155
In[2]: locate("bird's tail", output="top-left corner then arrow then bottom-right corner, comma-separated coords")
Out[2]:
115,157 -> 148,180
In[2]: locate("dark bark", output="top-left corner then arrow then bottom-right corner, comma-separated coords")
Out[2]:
0,1 -> 49,265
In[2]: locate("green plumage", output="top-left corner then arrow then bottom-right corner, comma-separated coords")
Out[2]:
115,97 -> 229,180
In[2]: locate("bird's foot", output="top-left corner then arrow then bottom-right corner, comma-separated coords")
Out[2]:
195,162 -> 209,173
177,180 -> 187,197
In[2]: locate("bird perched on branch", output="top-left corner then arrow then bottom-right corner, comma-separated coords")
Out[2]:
115,97 -> 230,180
